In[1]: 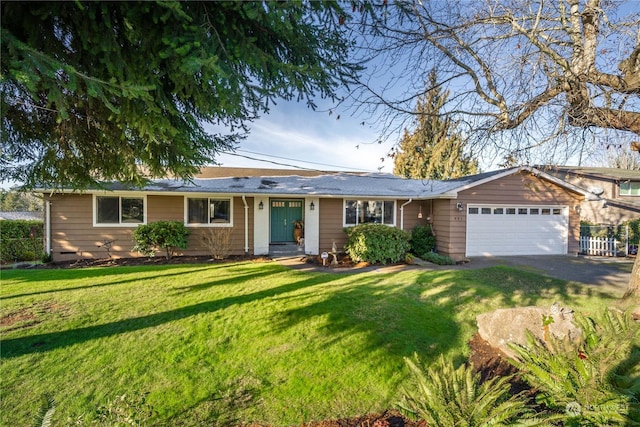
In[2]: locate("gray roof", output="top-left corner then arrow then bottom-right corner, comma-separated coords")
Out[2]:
64,166 -> 592,200
542,166 -> 640,181
107,172 -> 468,198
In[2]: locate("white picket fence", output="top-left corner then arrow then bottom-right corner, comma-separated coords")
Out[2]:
579,236 -> 619,257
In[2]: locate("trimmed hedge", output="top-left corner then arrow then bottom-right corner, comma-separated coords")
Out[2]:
344,223 -> 410,264
0,220 -> 44,262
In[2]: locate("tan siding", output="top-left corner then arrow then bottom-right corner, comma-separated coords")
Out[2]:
48,194 -> 139,261
185,197 -> 253,256
47,194 -> 253,261
454,172 -> 583,258
318,198 -> 433,254
399,200 -> 432,232
318,198 -> 347,253
431,199 -> 459,258
147,195 -> 184,222
553,175 -> 639,224
579,200 -> 639,224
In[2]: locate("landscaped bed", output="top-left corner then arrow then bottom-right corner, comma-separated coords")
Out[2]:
0,259 -> 625,425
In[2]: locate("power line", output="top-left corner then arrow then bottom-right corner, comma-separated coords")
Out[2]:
219,149 -> 375,172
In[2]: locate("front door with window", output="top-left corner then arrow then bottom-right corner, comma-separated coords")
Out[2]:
270,199 -> 303,243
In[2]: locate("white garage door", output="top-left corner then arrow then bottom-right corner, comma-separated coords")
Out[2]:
466,205 -> 568,256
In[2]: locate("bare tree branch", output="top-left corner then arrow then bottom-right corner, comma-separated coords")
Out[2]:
349,0 -> 640,164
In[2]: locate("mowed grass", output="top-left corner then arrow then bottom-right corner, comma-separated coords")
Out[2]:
0,260 -> 622,426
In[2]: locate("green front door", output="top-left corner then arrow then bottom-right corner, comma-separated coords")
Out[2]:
270,199 -> 303,243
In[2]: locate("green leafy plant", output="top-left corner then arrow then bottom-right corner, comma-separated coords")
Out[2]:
409,224 -> 437,258
344,223 -> 410,264
398,354 -> 533,426
422,251 -> 456,265
132,221 -> 190,260
510,308 -> 640,426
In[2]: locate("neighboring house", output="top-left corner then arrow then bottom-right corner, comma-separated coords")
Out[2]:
543,166 -> 640,224
0,211 -> 43,221
37,166 -> 596,262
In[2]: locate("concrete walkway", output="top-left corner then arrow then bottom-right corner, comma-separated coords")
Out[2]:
277,254 -> 634,294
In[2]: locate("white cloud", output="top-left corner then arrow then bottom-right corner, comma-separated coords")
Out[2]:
211,99 -> 393,173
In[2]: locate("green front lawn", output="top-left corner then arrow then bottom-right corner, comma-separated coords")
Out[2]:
0,261 -> 622,425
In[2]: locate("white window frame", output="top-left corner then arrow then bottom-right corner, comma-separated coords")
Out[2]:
620,182 -> 640,196
343,199 -> 396,227
92,194 -> 147,227
184,195 -> 234,227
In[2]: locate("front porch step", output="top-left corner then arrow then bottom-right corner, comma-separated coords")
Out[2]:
269,243 -> 305,258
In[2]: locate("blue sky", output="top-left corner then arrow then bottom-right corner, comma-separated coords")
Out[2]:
210,98 -> 391,173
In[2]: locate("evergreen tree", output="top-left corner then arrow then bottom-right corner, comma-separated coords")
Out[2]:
1,1 -> 363,189
391,72 -> 478,180
0,190 -> 43,211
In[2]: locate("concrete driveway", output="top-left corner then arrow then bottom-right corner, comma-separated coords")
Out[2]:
461,255 -> 634,293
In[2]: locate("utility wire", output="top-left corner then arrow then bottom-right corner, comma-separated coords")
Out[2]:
219,149 -> 375,172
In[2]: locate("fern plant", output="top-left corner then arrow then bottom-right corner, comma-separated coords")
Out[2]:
398,354 -> 536,426
32,394 -> 55,427
509,308 -> 640,426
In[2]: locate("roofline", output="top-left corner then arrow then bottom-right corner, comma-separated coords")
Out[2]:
601,198 -> 640,213
439,166 -> 599,200
540,165 -> 640,182
36,187 -> 456,200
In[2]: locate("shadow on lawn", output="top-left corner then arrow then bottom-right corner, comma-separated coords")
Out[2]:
2,267 -> 343,359
271,265 -> 620,367
3,263 -> 619,364
1,266 -> 214,301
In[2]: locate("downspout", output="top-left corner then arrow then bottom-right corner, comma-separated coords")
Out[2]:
45,200 -> 51,256
400,199 -> 413,231
241,195 -> 249,256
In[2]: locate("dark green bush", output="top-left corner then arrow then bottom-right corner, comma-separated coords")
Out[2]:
421,252 -> 456,265
0,220 -> 44,262
344,223 -> 410,264
132,221 -> 190,259
409,224 -> 436,258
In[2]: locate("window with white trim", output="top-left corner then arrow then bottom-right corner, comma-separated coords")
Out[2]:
94,195 -> 145,226
186,197 -> 232,226
344,200 -> 395,226
620,182 -> 640,196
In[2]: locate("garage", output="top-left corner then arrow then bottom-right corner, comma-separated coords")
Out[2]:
465,204 -> 569,256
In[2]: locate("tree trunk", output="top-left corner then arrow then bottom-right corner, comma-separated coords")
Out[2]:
623,254 -> 640,302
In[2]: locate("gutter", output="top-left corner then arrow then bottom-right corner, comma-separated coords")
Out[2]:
241,195 -> 249,255
45,200 -> 51,256
399,199 -> 413,230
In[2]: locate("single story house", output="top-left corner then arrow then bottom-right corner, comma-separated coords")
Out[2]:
542,166 -> 640,225
38,166 -> 597,262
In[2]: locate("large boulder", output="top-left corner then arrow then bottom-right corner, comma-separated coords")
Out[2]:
476,303 -> 582,360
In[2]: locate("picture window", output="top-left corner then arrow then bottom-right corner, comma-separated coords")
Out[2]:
95,196 -> 145,226
187,197 -> 232,225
